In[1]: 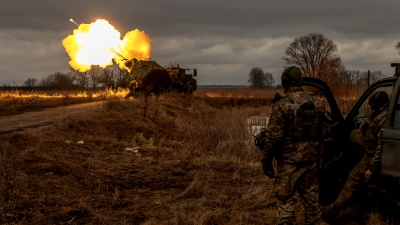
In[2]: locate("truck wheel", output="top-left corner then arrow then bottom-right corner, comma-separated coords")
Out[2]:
187,85 -> 194,95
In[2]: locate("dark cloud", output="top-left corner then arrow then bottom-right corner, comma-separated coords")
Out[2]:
0,0 -> 399,85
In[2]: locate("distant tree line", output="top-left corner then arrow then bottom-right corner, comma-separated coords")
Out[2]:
20,62 -> 131,90
248,33 -> 392,95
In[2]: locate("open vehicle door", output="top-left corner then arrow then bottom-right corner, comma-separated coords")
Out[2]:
379,73 -> 400,204
302,77 -> 352,206
302,74 -> 398,206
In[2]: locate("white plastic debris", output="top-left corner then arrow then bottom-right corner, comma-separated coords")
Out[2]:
76,140 -> 84,144
125,147 -> 140,153
65,140 -> 71,144
125,147 -> 141,155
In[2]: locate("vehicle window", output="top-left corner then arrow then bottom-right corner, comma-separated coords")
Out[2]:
394,95 -> 400,128
354,86 -> 393,119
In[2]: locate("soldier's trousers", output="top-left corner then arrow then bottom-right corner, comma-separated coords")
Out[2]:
329,141 -> 369,213
274,162 -> 321,225
327,129 -> 376,214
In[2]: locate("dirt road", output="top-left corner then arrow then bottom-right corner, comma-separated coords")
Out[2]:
0,97 -> 269,134
0,101 -> 104,134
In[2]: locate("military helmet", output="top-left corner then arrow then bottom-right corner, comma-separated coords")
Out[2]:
281,66 -> 303,89
368,91 -> 389,110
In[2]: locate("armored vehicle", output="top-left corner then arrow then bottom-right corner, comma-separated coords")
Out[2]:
305,63 -> 400,220
124,58 -> 197,98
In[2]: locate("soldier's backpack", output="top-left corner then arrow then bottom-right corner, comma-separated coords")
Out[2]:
285,94 -> 320,141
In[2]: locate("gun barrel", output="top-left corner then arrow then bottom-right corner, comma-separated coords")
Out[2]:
111,49 -> 128,61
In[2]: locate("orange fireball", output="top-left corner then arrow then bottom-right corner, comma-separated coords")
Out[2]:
62,19 -> 152,72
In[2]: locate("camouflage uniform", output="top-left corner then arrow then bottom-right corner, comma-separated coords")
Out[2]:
262,87 -> 326,225
324,103 -> 388,215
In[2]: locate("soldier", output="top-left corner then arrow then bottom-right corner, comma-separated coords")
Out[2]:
261,66 -> 326,225
321,91 -> 389,219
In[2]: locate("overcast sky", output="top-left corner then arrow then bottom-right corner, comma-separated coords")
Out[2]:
1,0 -> 400,86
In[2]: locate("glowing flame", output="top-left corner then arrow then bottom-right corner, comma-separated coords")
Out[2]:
62,19 -> 152,72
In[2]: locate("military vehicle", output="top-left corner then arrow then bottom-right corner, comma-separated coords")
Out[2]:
124,58 -> 197,98
304,63 -> 400,220
165,64 -> 197,94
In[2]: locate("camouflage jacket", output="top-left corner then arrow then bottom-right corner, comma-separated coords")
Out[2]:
363,104 -> 388,173
262,87 -> 326,164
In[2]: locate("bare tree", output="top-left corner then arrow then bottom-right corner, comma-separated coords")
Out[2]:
115,68 -> 132,88
87,65 -> 102,89
282,33 -> 344,82
248,67 -> 267,88
359,70 -> 387,87
100,67 -> 116,88
265,72 -> 275,87
41,72 -> 75,90
23,78 -> 37,87
38,78 -> 46,87
71,68 -> 89,89
344,70 -> 364,87
340,70 -> 355,87
368,70 -> 386,84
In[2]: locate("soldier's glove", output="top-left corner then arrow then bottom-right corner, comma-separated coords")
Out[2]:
261,158 -> 275,179
254,128 -> 267,151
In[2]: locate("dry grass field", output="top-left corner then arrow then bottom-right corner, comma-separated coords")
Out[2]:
0,87 -> 391,224
0,88 -> 129,116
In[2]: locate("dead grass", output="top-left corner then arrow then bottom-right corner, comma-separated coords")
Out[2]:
0,87 -> 130,116
195,87 -> 279,98
0,89 -> 390,224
